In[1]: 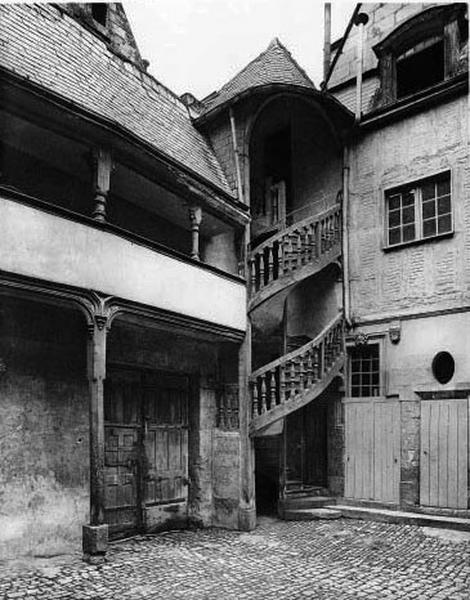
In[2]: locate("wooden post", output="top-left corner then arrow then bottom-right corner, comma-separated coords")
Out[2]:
87,317 -> 107,525
92,149 -> 113,222
83,314 -> 109,561
188,206 -> 202,260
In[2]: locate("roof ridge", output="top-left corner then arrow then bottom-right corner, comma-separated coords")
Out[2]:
272,37 -> 315,88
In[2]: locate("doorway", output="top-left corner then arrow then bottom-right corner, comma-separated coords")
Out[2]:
103,367 -> 190,538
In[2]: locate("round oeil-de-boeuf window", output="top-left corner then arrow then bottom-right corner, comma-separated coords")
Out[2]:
432,351 -> 455,384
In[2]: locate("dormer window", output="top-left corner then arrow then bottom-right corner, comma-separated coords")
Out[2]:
91,3 -> 108,27
373,4 -> 468,107
396,36 -> 445,98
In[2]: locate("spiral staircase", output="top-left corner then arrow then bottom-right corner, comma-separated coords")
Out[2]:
248,203 -> 345,436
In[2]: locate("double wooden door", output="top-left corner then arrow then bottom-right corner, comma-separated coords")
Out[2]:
103,368 -> 189,537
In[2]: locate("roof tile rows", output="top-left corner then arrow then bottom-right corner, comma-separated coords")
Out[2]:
0,4 -> 232,195
201,38 -> 315,115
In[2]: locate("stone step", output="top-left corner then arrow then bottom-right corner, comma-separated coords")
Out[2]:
328,505 -> 470,532
280,496 -> 335,510
283,508 -> 342,521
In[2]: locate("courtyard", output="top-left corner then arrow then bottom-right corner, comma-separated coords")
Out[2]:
1,517 -> 469,599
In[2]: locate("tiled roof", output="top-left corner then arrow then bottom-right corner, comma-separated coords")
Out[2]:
201,38 -> 315,116
0,4 -> 232,195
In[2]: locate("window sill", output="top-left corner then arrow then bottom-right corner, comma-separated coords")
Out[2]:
383,230 -> 454,253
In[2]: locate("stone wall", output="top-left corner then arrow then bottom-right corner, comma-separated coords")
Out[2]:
0,298 -> 89,560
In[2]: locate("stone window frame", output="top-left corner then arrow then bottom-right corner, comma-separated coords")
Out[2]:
372,4 -> 468,107
383,170 -> 453,251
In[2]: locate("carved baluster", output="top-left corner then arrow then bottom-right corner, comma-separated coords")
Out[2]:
306,351 -> 313,387
299,356 -> 305,391
289,361 -> 296,399
260,375 -> 267,413
296,231 -> 302,269
316,221 -> 322,258
320,340 -> 325,377
252,381 -> 259,417
287,234 -> 294,273
304,225 -> 311,262
259,251 -> 265,289
270,369 -> 277,409
219,388 -> 226,429
250,256 -> 256,295
279,365 -> 286,403
313,348 -> 320,381
267,246 -> 274,284
272,242 -> 279,283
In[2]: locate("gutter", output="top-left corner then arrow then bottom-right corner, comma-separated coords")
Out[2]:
342,146 -> 352,328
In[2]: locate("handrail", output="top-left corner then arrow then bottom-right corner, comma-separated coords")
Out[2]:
251,313 -> 343,379
250,204 -> 340,256
250,313 -> 344,419
248,204 -> 342,299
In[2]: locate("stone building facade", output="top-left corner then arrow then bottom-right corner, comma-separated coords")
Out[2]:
0,2 -> 468,561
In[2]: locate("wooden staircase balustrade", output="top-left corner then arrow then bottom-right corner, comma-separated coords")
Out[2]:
250,314 -> 344,433
248,205 -> 341,312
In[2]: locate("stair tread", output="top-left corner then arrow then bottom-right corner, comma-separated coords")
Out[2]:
283,508 -> 342,520
329,505 -> 470,530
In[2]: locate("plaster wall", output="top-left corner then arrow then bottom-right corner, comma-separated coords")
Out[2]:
353,311 -> 470,508
0,197 -> 247,331
348,95 -> 470,322
0,299 -> 89,559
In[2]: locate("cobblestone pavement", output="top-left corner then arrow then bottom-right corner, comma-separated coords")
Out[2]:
1,517 -> 470,599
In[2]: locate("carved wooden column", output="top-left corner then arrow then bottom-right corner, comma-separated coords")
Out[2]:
92,149 -> 113,222
82,313 -> 109,562
188,206 -> 202,260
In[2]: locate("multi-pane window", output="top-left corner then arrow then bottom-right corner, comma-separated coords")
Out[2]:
350,344 -> 380,397
386,172 -> 452,247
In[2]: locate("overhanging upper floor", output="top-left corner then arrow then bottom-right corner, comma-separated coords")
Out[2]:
0,190 -> 247,335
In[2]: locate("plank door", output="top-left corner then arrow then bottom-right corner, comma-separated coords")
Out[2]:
143,373 -> 189,530
345,399 -> 400,502
104,370 -> 142,536
420,399 -> 468,509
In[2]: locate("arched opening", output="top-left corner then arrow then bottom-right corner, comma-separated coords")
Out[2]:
249,94 -> 342,246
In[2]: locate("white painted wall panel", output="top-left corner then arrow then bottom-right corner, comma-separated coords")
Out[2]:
0,198 -> 247,332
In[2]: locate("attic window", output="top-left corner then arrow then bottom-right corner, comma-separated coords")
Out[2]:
373,5 -> 468,107
396,37 -> 444,98
92,3 -> 108,27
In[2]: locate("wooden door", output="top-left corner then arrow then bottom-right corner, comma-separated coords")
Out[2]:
420,399 -> 468,509
104,370 -> 142,536
345,399 -> 400,502
143,373 -> 189,530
